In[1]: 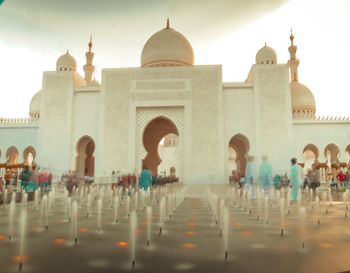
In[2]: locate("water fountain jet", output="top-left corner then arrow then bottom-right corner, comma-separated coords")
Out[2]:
126,196 -> 130,218
300,206 -> 306,248
112,194 -> 118,224
18,208 -> 27,271
315,195 -> 320,225
8,194 -> 16,240
223,206 -> 229,260
264,195 -> 269,225
97,198 -> 102,232
280,197 -> 285,236
146,206 -> 152,246
72,201 -> 78,244
130,211 -> 137,268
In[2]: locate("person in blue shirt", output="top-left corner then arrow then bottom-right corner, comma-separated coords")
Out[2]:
290,158 -> 303,201
139,165 -> 152,190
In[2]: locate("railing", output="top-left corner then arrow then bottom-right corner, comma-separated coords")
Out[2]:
315,116 -> 350,121
293,111 -> 350,122
0,117 -> 39,127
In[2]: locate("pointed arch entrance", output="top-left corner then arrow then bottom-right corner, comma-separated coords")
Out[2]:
76,136 -> 95,176
135,107 -> 184,180
142,117 -> 179,176
228,134 -> 250,176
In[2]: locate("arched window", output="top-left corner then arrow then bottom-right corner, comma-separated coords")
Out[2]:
6,146 -> 19,165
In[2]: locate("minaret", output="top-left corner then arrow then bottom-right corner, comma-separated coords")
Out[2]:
166,18 -> 170,29
83,36 -> 95,85
288,30 -> 299,82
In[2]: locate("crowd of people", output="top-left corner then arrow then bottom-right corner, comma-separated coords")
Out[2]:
59,167 -> 179,193
138,167 -> 179,190
0,165 -> 53,192
229,156 -> 350,201
114,167 -> 179,191
111,171 -> 137,188
61,171 -> 94,193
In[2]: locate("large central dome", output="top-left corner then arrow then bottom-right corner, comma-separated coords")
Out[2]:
141,20 -> 194,67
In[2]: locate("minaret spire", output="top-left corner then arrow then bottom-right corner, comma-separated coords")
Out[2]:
83,35 -> 95,85
166,18 -> 170,29
288,29 -> 299,82
88,35 -> 93,52
290,28 -> 294,45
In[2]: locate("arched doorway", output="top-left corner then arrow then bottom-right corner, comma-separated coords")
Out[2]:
158,133 -> 179,177
6,146 -> 19,165
228,134 -> 250,176
76,136 -> 95,176
324,143 -> 340,166
23,146 -> 36,166
303,144 -> 319,173
142,117 -> 179,176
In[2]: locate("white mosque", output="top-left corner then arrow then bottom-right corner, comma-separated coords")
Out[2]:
0,20 -> 349,184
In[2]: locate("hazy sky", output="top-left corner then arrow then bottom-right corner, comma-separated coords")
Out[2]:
0,0 -> 349,117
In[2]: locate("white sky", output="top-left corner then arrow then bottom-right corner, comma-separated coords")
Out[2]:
0,0 -> 349,117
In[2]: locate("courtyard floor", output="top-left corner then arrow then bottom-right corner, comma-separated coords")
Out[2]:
0,185 -> 350,273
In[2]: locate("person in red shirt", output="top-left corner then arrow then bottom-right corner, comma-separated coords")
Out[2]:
336,170 -> 346,186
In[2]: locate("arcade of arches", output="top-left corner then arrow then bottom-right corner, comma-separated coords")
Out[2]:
75,136 -> 95,176
0,146 -> 36,167
302,143 -> 349,174
142,117 -> 179,176
227,136 -> 350,178
0,140 -> 349,178
0,146 -> 36,182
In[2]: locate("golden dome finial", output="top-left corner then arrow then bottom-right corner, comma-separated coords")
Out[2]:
166,18 -> 170,29
290,28 -> 294,45
88,35 -> 93,52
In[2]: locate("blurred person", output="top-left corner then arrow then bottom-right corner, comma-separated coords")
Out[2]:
259,156 -> 272,192
139,165 -> 152,190
290,158 -> 303,201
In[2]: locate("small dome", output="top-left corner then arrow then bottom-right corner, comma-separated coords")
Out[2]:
56,51 -> 77,71
29,91 -> 41,118
256,45 -> 277,64
141,23 -> 194,67
291,81 -> 316,113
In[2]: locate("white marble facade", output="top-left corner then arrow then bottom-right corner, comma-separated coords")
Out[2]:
0,22 -> 349,184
